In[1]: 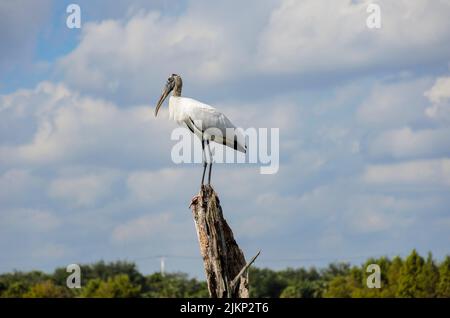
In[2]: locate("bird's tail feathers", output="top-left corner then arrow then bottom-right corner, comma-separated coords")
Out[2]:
222,136 -> 247,153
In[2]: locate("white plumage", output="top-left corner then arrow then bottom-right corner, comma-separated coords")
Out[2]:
155,74 -> 246,185
168,96 -> 247,153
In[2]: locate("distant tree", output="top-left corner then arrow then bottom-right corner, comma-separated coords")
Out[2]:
249,268 -> 287,298
397,250 -> 424,297
324,276 -> 353,298
81,274 -> 141,298
416,252 -> 439,297
143,272 -> 208,298
357,257 -> 391,298
0,250 -> 446,298
23,281 -> 71,298
280,281 -> 319,298
1,281 -> 29,298
0,271 -> 49,286
278,267 -> 319,283
321,262 -> 351,281
279,285 -> 297,298
437,256 -> 450,298
0,281 -> 5,295
54,260 -> 145,288
0,271 -> 50,298
382,256 -> 403,297
80,278 -> 102,298
327,266 -> 364,298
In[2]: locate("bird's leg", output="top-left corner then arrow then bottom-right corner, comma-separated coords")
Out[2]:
200,139 -> 207,186
191,139 -> 207,209
207,140 -> 213,185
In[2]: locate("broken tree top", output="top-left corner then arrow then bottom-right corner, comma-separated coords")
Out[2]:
189,185 -> 260,298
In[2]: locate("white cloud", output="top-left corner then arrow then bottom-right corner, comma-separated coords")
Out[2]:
0,208 -> 60,232
425,76 -> 450,124
222,98 -> 303,133
368,127 -> 450,159
52,0 -> 450,107
257,0 -> 450,74
363,159 -> 450,186
357,78 -> 431,128
58,10 -> 238,100
0,81 -> 174,168
345,194 -> 419,233
126,168 -> 197,204
48,172 -> 118,207
112,212 -> 172,242
425,76 -> 450,104
0,169 -> 42,203
31,243 -> 66,260
359,75 -> 450,160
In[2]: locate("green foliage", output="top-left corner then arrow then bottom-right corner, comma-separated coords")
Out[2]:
417,252 -> 439,298
0,270 -> 50,298
23,280 -> 72,298
80,274 -> 141,298
143,272 -> 209,298
382,256 -> 403,297
280,280 -> 321,298
248,267 -> 288,297
437,256 -> 450,297
53,260 -> 145,287
1,281 -> 29,298
321,262 -> 351,281
397,249 -> 425,297
0,251 -> 448,298
324,276 -> 353,298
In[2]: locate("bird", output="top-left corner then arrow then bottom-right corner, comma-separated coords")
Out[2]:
154,74 -> 246,186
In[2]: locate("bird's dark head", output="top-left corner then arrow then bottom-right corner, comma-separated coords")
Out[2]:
155,74 -> 182,117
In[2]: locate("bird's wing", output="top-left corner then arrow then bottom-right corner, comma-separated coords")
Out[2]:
181,98 -> 247,153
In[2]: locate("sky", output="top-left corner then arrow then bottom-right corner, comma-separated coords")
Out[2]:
1,0 -> 450,278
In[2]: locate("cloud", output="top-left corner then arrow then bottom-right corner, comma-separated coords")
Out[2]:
112,212 -> 172,242
425,76 -> 450,103
345,194 -> 419,234
257,0 -> 450,74
363,159 -> 450,186
48,172 -> 118,207
126,168 -> 197,204
425,76 -> 450,124
53,0 -> 450,107
357,78 -> 432,128
31,243 -> 66,260
368,127 -> 450,159
0,169 -> 43,203
0,208 -> 60,232
0,81 -> 174,169
358,75 -> 450,161
57,10 -> 239,102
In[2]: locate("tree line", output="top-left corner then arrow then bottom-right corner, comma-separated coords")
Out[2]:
0,249 -> 448,298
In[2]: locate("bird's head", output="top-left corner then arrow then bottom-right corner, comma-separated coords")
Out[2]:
155,74 -> 182,117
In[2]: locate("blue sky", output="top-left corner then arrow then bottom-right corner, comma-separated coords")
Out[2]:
1,0 -> 450,278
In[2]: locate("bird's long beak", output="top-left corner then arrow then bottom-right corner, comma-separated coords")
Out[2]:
155,84 -> 171,117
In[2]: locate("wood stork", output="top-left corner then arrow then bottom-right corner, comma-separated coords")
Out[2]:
154,74 -> 246,185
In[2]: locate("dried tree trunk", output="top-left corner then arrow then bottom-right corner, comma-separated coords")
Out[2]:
189,185 -> 259,298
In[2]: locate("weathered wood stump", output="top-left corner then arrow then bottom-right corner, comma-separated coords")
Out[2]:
189,185 -> 259,298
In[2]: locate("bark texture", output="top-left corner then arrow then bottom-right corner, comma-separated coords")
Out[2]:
190,185 -> 257,298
